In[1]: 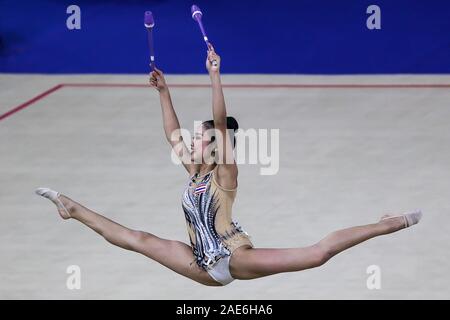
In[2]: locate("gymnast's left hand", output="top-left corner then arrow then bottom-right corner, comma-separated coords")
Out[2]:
206,43 -> 220,74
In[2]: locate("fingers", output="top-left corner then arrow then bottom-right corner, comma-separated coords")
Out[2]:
149,74 -> 157,86
149,69 -> 163,83
150,70 -> 164,85
207,50 -> 219,62
207,48 -> 216,56
205,43 -> 220,71
207,43 -> 218,61
208,55 -> 219,67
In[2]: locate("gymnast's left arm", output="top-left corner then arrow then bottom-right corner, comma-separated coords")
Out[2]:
206,45 -> 238,189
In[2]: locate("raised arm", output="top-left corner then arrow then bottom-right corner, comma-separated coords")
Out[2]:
206,45 -> 238,189
149,68 -> 192,174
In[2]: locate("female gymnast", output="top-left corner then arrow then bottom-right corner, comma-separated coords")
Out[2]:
36,45 -> 422,286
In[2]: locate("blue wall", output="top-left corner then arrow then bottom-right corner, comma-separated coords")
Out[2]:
1,0 -> 449,74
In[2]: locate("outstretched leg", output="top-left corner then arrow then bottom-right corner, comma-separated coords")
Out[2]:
36,188 -> 221,286
230,213 -> 421,280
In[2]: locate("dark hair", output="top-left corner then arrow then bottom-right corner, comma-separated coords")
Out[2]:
202,116 -> 239,147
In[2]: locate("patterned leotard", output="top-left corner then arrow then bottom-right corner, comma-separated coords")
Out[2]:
181,165 -> 253,270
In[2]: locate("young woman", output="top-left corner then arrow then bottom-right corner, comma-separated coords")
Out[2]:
36,45 -> 422,287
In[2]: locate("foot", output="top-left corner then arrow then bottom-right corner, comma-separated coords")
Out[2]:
379,210 -> 422,231
35,187 -> 73,219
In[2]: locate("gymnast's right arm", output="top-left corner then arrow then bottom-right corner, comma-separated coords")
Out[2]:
149,68 -> 192,174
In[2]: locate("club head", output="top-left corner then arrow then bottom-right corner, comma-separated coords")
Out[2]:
191,4 -> 202,20
144,11 -> 155,28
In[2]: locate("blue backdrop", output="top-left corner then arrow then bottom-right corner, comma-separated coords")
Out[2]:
1,0 -> 449,74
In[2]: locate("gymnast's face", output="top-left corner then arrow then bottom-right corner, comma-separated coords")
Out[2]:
190,124 -> 216,164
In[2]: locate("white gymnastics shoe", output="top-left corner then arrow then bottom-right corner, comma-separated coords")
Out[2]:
35,187 -> 71,219
381,210 -> 422,228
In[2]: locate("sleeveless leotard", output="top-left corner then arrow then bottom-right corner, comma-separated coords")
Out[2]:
181,165 -> 253,270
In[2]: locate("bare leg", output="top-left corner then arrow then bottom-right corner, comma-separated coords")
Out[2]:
230,216 -> 409,280
51,194 -> 221,286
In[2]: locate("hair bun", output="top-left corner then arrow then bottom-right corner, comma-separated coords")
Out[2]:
226,116 -> 239,131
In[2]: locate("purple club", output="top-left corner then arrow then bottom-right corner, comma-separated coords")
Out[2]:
190,4 -> 217,66
144,11 -> 156,70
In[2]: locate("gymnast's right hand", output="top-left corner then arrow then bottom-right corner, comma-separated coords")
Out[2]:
149,67 -> 167,92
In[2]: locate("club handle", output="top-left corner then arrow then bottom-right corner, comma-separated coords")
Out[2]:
147,28 -> 156,71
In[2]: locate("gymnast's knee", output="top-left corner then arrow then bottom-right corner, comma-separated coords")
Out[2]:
311,243 -> 334,267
